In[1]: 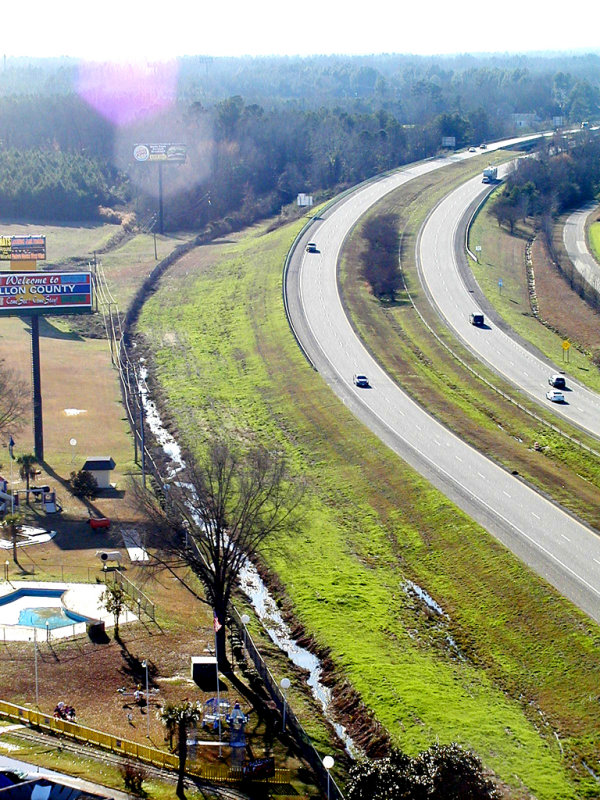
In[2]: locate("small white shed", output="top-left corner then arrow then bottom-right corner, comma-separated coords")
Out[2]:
82,457 -> 116,489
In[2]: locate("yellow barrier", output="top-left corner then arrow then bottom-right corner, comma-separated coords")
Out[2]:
0,700 -> 290,784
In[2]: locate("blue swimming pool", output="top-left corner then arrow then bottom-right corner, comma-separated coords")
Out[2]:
0,588 -> 93,630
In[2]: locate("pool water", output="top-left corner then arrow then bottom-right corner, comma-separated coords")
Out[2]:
0,587 -> 94,629
18,606 -> 89,629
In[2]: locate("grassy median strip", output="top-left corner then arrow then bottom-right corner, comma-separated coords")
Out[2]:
339,157 -> 600,532
469,201 -> 600,391
587,220 -> 600,264
138,205 -> 600,798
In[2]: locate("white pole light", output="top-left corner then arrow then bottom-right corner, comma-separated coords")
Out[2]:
323,755 -> 334,800
241,614 -> 250,648
280,677 -> 291,731
142,660 -> 150,738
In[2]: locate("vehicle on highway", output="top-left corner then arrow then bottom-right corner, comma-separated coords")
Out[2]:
546,389 -> 565,403
548,374 -> 566,389
353,374 -> 370,387
479,143 -> 487,149
469,312 -> 485,326
482,166 -> 498,184
468,146 -> 477,152
306,242 -> 318,253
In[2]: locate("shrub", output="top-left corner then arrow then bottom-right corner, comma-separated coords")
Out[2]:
69,469 -> 98,498
120,762 -> 148,795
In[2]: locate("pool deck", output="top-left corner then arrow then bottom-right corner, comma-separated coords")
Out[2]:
0,581 -> 138,638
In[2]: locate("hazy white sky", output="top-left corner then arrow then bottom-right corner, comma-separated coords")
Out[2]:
6,0 -> 599,61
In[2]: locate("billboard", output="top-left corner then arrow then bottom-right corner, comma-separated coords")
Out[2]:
0,272 -> 92,316
297,193 -> 314,207
0,235 -> 46,261
133,143 -> 187,163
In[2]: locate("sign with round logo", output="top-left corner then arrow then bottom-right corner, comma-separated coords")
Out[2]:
133,145 -> 150,162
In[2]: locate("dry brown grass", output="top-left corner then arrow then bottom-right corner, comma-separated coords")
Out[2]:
0,229 -> 306,781
537,231 -> 600,352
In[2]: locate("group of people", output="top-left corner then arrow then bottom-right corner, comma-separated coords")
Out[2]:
53,701 -> 76,721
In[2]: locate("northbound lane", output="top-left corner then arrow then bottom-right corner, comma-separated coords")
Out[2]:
286,142 -> 600,623
418,166 -> 600,440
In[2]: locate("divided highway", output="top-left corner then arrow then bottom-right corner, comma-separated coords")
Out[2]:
285,142 -> 600,623
419,171 -> 600,440
563,203 -> 600,294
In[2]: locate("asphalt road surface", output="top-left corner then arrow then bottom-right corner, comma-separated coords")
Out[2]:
418,170 -> 600,440
563,203 -> 600,294
286,141 -> 600,624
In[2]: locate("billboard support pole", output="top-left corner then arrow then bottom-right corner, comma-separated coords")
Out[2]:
158,162 -> 164,235
30,315 -> 44,462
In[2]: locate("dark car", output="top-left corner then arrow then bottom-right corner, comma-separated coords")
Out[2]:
548,374 -> 566,389
469,312 -> 484,326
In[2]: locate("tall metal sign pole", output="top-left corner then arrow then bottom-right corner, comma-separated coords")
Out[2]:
132,143 -> 187,238
158,162 -> 164,235
31,315 -> 44,461
0,257 -> 93,463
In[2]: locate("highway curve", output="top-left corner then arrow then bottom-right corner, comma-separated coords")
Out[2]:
418,170 -> 600,440
285,142 -> 600,624
563,202 -> 600,293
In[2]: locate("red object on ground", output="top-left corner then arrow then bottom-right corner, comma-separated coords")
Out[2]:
88,517 -> 111,529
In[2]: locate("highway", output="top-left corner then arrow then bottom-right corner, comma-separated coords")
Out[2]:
418,170 -> 600,440
563,203 -> 600,293
285,141 -> 600,623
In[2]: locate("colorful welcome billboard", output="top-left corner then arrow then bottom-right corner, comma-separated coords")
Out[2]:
0,272 -> 92,316
0,235 -> 46,261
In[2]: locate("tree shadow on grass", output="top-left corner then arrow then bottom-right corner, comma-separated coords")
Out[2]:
26,316 -> 85,342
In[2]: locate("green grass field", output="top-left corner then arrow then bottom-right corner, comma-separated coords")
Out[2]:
589,221 -> 600,264
137,197 -> 600,798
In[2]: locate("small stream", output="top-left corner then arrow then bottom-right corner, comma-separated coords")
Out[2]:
138,367 -> 360,757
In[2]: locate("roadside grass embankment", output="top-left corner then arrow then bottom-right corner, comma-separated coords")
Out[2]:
588,219 -> 600,264
340,158 -> 600,532
137,200 -> 600,798
469,199 -> 600,390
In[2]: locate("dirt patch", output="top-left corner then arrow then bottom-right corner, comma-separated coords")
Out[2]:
533,235 -> 600,352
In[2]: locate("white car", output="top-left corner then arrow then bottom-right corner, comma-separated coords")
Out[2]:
353,374 -> 369,388
546,389 -> 565,403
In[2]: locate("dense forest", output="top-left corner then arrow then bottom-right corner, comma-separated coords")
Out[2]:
493,132 -> 600,228
0,53 -> 598,227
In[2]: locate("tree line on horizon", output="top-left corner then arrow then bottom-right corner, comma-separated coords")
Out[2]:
0,53 -> 597,227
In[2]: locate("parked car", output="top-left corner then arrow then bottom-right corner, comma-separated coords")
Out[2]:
548,374 -> 566,389
353,374 -> 369,387
306,242 -> 318,253
546,389 -> 565,403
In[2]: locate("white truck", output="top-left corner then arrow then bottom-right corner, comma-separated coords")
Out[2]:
482,166 -> 498,184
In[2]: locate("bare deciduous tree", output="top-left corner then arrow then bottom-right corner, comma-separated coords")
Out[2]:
100,583 -> 127,639
135,437 -> 304,667
0,362 -> 27,440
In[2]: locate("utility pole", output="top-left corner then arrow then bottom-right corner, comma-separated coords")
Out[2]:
158,163 -> 164,235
